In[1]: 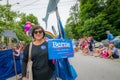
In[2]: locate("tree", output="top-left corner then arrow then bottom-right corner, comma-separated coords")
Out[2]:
0,5 -> 17,31
65,0 -> 120,41
18,13 -> 39,28
17,13 -> 39,42
65,3 -> 80,39
77,0 -> 105,40
0,5 -> 39,43
104,0 -> 120,34
79,13 -> 115,41
65,17 -> 75,39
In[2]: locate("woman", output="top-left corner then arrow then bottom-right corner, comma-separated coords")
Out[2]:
22,26 -> 55,80
12,44 -> 21,57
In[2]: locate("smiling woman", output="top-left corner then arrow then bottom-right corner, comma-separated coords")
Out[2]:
31,26 -> 45,40
22,25 -> 55,80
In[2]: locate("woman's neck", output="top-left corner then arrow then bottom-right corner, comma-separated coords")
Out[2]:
33,38 -> 45,45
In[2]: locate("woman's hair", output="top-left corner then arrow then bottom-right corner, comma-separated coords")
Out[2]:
31,25 -> 45,39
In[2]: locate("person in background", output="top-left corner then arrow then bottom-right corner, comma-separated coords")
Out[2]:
0,42 -> 3,50
74,44 -> 79,52
101,45 -> 109,58
94,43 -> 103,57
88,36 -> 95,55
22,26 -> 55,80
19,41 -> 26,65
1,43 -> 8,50
81,36 -> 90,55
79,38 -> 84,50
12,43 -> 23,78
106,30 -> 114,43
12,42 -> 25,65
12,44 -> 21,58
72,39 -> 77,50
72,39 -> 79,52
107,44 -> 119,59
94,43 -> 109,58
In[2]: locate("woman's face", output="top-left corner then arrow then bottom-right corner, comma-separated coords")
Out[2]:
33,28 -> 43,40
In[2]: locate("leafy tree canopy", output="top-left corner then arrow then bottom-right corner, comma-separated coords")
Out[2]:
0,5 -> 39,43
65,0 -> 120,41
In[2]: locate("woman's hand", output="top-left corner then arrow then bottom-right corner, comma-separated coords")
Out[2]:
22,77 -> 27,80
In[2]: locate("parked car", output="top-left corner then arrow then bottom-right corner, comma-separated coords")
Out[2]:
94,42 -> 103,48
113,36 -> 120,48
101,39 -> 109,47
113,36 -> 120,42
101,36 -> 120,48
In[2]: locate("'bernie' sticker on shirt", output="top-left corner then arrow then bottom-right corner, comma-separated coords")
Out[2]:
41,45 -> 46,50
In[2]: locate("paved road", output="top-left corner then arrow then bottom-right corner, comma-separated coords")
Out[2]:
69,50 -> 120,80
8,50 -> 120,80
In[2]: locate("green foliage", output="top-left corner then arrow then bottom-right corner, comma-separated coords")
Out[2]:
18,13 -> 39,28
14,25 -> 31,43
79,0 -> 103,20
64,24 -> 73,39
0,5 -> 38,43
65,0 -> 120,41
80,13 -> 115,41
65,4 -> 80,39
104,0 -> 120,31
0,5 -> 17,30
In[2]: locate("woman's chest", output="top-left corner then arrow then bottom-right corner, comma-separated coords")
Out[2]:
31,45 -> 48,59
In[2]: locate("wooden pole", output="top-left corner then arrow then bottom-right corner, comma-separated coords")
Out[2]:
13,54 -> 18,80
9,37 -> 12,48
1,36 -> 4,43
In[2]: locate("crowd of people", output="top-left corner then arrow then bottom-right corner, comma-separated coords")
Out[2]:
73,34 -> 119,59
0,28 -> 119,80
0,42 -> 9,50
0,41 -> 26,51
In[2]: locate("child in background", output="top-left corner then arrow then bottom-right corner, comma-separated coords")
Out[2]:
101,45 -> 109,58
94,43 -> 108,58
72,39 -> 77,51
108,44 -> 119,59
74,44 -> 79,52
81,37 -> 90,55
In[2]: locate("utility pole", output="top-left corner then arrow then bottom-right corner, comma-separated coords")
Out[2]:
6,0 -> 11,48
7,0 -> 9,6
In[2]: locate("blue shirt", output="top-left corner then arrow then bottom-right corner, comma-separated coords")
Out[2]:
20,50 -> 23,60
107,33 -> 114,41
112,47 -> 119,58
13,50 -> 20,59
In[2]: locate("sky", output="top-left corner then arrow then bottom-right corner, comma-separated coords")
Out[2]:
0,0 -> 77,33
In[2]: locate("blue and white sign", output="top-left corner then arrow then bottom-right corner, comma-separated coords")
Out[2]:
48,39 -> 74,59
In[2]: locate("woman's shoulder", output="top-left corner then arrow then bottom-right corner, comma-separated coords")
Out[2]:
40,41 -> 48,45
